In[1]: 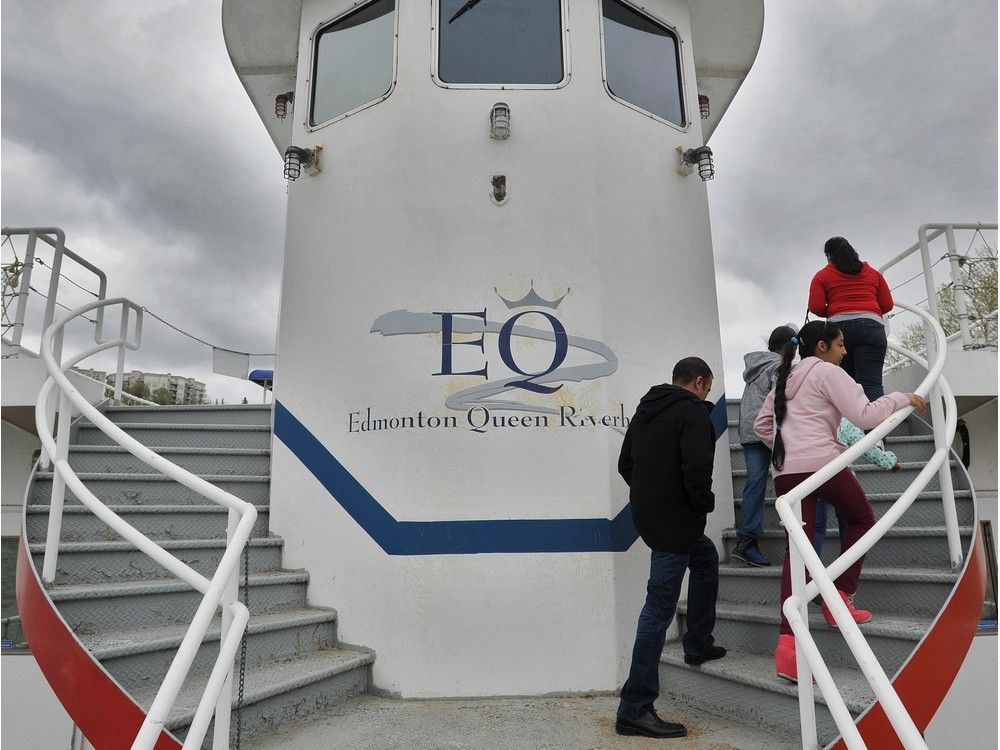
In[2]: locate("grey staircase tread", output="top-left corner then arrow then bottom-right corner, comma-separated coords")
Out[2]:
731,460 -> 958,477
129,648 -> 373,729
79,424 -> 272,432
735,490 -> 973,503
84,606 -> 339,659
719,563 -> 958,583
67,445 -> 270,455
34,472 -> 270,483
46,570 -> 308,601
103,405 -> 272,412
28,536 -> 282,554
659,649 -> 873,715
729,434 -> 934,450
26,504 -> 268,514
722,525 -> 974,540
679,602 -> 929,640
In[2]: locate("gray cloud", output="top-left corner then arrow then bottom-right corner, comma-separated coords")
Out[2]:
2,0 -> 996,401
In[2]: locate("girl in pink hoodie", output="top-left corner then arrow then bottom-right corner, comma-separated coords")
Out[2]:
754,319 -> 925,682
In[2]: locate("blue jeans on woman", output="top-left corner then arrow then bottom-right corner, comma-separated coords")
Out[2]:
813,499 -> 848,555
836,317 -> 888,401
739,442 -> 772,544
618,536 -> 719,719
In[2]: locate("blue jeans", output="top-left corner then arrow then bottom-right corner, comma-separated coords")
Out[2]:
836,317 -> 887,401
739,442 -> 772,544
813,498 -> 848,555
618,536 -> 719,719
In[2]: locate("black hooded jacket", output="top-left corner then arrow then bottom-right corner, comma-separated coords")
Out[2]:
618,384 -> 716,553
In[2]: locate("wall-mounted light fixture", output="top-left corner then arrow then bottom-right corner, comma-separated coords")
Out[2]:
283,145 -> 322,181
678,146 -> 715,181
275,91 -> 294,119
490,102 -> 511,140
698,95 -> 710,119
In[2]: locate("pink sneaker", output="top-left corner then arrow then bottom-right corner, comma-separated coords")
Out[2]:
821,589 -> 872,627
775,634 -> 816,683
775,634 -> 798,682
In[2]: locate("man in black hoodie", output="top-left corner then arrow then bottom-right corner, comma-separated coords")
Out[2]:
615,357 -> 724,739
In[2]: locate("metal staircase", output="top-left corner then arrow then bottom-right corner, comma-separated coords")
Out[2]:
659,402 -> 980,748
19,404 -> 373,747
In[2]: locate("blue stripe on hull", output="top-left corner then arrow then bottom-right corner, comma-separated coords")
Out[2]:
273,397 -> 728,555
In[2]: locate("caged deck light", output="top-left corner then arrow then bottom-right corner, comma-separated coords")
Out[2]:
283,145 -> 320,181
698,95 -> 710,119
274,91 -> 294,119
490,102 -> 511,140
683,146 -> 715,181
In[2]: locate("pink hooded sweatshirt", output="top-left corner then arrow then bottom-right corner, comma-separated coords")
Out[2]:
754,357 -> 910,477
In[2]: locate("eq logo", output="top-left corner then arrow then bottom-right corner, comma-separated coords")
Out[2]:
434,283 -> 571,394
370,283 -> 618,414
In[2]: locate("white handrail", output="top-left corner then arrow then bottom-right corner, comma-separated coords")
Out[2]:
35,295 -> 256,750
774,302 -> 958,750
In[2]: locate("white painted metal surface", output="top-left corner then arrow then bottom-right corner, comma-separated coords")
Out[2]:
34,296 -> 258,750
223,0 -> 763,696
776,303 -> 955,750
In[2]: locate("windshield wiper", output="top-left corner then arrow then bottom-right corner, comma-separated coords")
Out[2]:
448,0 -> 485,24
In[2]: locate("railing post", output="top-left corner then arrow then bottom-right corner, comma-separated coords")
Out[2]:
944,225 -> 974,348
212,508 -> 241,749
114,304 -> 130,403
42,231 -> 67,335
9,230 -> 36,349
785,498 -> 818,749
42,388 -> 74,583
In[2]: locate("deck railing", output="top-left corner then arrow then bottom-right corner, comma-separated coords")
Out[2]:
777,304 -> 957,750
35,295 -> 256,750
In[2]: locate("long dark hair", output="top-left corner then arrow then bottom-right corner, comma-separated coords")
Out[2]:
824,236 -> 863,275
771,319 -> 843,470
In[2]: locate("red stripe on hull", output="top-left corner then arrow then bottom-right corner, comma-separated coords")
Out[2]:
15,533 -> 181,750
830,530 -> 988,750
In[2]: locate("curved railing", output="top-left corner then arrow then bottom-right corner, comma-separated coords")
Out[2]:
34,296 -> 258,750
775,302 -> 960,750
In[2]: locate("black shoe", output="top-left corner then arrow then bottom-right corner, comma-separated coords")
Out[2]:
684,644 -> 727,665
615,711 -> 687,738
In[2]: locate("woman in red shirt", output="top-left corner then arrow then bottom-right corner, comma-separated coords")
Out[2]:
808,237 -> 893,401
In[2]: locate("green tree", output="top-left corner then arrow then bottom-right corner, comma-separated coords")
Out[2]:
888,245 -> 997,365
151,387 -> 174,405
125,380 -> 151,399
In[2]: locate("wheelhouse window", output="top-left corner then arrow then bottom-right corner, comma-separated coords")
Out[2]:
438,0 -> 564,85
601,0 -> 685,126
310,0 -> 396,126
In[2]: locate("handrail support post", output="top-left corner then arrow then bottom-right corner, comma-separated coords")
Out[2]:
943,225 -> 974,348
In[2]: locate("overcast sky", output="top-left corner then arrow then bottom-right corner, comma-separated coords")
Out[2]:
2,0 -> 997,402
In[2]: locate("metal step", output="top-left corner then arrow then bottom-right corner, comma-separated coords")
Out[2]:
733,490 -> 976,529
658,647 -> 872,747
721,526 -> 973,569
75,422 -> 271,449
715,564 -> 958,618
31,472 -> 271,507
65,446 -> 271,476
25,504 -> 270,543
86,607 -> 340,696
731,460 -> 960,497
47,570 -> 310,633
102,404 -> 272,426
677,602 -> 926,674
729,435 -> 937,470
726,418 -> 921,444
131,648 -> 373,748
29,536 -> 284,584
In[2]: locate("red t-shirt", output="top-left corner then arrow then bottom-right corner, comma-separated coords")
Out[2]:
808,262 -> 893,318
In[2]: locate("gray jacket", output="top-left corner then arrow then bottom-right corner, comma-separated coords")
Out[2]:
738,350 -> 783,444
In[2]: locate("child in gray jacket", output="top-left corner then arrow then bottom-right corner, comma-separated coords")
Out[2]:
734,325 -> 797,566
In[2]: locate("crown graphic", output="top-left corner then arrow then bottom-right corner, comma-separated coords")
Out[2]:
495,281 -> 570,310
